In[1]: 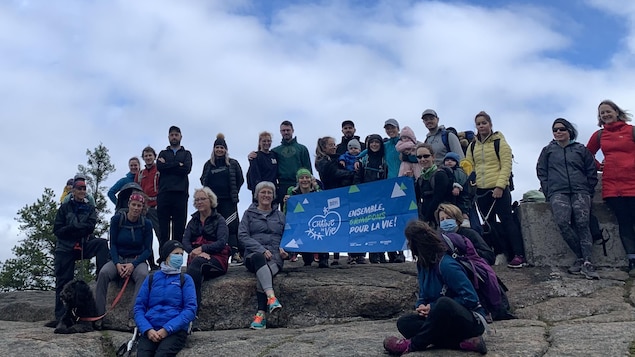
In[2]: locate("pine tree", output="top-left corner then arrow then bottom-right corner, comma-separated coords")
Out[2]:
0,188 -> 57,291
78,143 -> 115,238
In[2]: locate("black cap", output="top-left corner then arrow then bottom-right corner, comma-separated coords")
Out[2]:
341,120 -> 355,128
159,240 -> 184,263
169,126 -> 181,134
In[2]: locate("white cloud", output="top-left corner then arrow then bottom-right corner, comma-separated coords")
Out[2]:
1,0 -> 634,261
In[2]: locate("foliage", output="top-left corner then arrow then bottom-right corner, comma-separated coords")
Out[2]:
78,142 -> 115,238
0,188 -> 57,291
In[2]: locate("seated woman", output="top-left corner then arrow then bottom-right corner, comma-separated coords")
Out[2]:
435,203 -> 495,265
283,168 -> 322,267
134,240 -> 197,357
383,220 -> 487,355
238,181 -> 288,330
95,193 -> 152,318
183,187 -> 231,316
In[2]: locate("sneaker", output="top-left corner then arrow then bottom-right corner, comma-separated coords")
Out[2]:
330,260 -> 339,266
628,259 -> 635,278
494,253 -> 507,266
267,296 -> 282,313
507,255 -> 527,269
567,258 -> 584,274
356,256 -> 367,264
230,253 -> 244,266
459,336 -> 487,354
347,256 -> 356,265
393,254 -> 405,263
44,320 -> 58,328
318,260 -> 329,268
290,253 -> 298,262
383,336 -> 411,355
581,261 -> 600,280
250,312 -> 266,330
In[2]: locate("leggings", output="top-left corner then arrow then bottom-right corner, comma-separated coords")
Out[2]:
245,252 -> 280,311
550,193 -> 593,261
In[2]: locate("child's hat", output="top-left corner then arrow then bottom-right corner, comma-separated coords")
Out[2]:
443,152 -> 461,164
347,139 -> 361,150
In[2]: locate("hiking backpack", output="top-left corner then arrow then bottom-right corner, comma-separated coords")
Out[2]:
440,232 -> 516,321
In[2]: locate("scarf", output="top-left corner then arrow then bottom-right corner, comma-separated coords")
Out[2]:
420,164 -> 438,180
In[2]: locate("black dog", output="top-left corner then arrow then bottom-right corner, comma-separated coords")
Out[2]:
54,279 -> 99,334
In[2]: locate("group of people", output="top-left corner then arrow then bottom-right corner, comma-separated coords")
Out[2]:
46,98 -> 635,355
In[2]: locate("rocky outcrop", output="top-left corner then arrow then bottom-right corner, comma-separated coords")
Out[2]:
2,263 -> 635,356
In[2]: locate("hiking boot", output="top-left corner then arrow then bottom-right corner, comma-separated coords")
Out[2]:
393,254 -> 405,263
44,319 -> 58,328
355,256 -> 367,264
567,258 -> 584,274
250,312 -> 266,330
267,296 -> 282,313
347,256 -> 356,265
230,253 -> 244,266
330,260 -> 339,266
383,336 -> 411,355
581,261 -> 600,280
507,255 -> 527,269
379,254 -> 388,264
318,260 -> 329,268
290,253 -> 298,262
459,336 -> 487,354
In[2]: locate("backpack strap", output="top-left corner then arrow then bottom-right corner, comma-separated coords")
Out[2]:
598,126 -> 635,146
440,129 -> 450,153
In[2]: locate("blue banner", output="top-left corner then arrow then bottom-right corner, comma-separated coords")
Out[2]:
281,177 -> 418,253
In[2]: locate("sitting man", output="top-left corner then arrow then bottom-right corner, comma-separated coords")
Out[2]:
45,179 -> 109,328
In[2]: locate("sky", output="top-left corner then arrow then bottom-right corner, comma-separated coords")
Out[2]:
1,0 -> 633,262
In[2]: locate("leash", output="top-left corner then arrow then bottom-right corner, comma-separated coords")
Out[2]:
474,191 -> 497,234
79,275 -> 131,322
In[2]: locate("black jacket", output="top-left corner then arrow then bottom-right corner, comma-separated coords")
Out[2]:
200,157 -> 244,204
316,154 -> 355,189
157,146 -> 192,193
336,135 -> 366,156
53,199 -> 97,252
536,141 -> 597,201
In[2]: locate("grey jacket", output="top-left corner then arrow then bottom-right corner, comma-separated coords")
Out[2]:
238,203 -> 286,269
536,140 -> 597,200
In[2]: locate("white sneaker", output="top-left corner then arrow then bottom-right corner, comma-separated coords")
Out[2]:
495,254 -> 507,266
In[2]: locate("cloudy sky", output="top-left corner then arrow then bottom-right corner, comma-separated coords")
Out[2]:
1,0 -> 633,262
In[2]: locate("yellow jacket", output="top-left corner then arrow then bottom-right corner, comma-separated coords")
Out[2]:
466,131 -> 513,190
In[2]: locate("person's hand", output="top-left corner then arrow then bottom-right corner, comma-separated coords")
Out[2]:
354,161 -> 360,171
492,187 -> 503,199
117,263 -> 134,278
263,249 -> 272,260
191,247 -> 202,258
248,151 -> 257,160
147,329 -> 162,342
416,304 -> 430,317
283,195 -> 290,203
452,187 -> 460,196
279,248 -> 289,260
199,252 -> 210,260
404,170 -> 413,177
157,328 -> 168,340
157,157 -> 165,163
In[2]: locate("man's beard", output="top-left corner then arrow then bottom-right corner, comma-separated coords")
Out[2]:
170,139 -> 181,146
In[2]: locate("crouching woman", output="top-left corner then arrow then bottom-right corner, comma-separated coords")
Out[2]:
134,240 -> 197,357
383,220 -> 488,355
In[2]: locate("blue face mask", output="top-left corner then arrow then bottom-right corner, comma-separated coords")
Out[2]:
440,219 -> 458,232
168,254 -> 183,269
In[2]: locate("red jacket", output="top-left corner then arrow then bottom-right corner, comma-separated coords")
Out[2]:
587,121 -> 635,198
136,164 -> 160,207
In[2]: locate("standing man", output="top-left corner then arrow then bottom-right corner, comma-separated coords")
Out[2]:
45,179 -> 109,327
336,120 -> 366,156
137,146 -> 161,270
157,126 -> 192,244
422,109 -> 465,165
271,120 -> 312,202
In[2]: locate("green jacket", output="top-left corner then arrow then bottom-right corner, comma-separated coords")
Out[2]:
272,137 -> 312,186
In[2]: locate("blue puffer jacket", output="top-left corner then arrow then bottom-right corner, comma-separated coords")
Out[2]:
134,270 -> 197,336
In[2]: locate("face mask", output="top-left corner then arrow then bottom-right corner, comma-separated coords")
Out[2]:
168,254 -> 183,269
440,219 -> 458,232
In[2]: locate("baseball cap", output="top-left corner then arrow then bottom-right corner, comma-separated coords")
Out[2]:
384,118 -> 399,128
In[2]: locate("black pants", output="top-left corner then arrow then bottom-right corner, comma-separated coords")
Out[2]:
137,329 -> 187,357
605,197 -> 635,255
157,191 -> 188,244
54,238 -> 109,320
476,187 -> 524,257
186,257 -> 226,311
396,297 -> 485,351
216,198 -> 242,255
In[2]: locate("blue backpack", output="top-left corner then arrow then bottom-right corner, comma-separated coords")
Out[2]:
440,232 -> 515,321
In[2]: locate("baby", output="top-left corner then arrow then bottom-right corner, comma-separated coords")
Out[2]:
443,152 -> 468,196
395,126 -> 422,178
339,139 -> 361,171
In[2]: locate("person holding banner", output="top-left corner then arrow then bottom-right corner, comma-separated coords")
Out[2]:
383,220 -> 487,355
414,143 -> 454,226
239,181 -> 288,330
315,136 -> 358,266
284,168 -> 323,267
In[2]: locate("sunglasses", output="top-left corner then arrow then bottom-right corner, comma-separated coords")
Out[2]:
416,154 -> 432,159
552,127 -> 568,133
